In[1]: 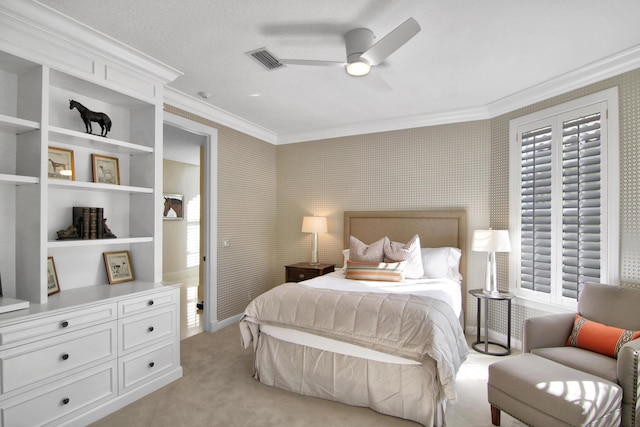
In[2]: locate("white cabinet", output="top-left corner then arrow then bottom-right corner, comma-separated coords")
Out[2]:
0,285 -> 181,427
0,2 -> 183,425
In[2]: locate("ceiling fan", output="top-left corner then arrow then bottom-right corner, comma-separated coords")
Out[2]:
279,17 -> 421,77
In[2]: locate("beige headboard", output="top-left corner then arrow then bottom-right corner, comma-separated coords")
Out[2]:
344,210 -> 467,317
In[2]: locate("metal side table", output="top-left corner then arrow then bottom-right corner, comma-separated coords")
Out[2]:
469,288 -> 515,356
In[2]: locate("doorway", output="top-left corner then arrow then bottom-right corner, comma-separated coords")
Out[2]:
163,112 -> 218,337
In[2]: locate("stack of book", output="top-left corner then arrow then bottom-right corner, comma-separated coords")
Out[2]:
72,207 -> 105,239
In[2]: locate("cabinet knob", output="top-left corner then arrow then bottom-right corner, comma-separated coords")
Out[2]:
61,353 -> 69,361
147,326 -> 154,332
60,321 -> 69,328
148,300 -> 154,306
148,362 -> 155,368
298,273 -> 305,279
62,397 -> 70,405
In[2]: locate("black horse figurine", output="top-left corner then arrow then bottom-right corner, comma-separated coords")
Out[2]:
69,100 -> 112,137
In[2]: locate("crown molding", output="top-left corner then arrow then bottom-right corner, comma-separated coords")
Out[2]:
487,44 -> 640,118
164,88 -> 278,144
0,0 -> 182,85
276,106 -> 490,144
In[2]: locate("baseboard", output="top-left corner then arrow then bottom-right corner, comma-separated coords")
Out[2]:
62,366 -> 183,427
208,313 -> 242,332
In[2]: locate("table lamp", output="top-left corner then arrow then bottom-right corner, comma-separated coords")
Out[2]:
472,229 -> 511,295
302,216 -> 328,265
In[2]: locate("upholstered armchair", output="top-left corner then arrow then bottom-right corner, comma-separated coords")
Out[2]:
523,282 -> 640,427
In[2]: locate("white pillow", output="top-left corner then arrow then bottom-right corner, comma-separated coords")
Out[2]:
421,247 -> 462,281
383,234 -> 424,279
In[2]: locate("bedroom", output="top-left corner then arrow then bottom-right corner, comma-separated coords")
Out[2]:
0,1 -> 639,426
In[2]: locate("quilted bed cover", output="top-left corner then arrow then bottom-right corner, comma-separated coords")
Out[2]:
239,281 -> 469,426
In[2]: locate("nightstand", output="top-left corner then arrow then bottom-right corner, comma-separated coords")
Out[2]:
285,263 -> 335,282
468,288 -> 515,356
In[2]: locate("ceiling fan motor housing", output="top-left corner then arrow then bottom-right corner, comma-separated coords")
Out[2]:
345,28 -> 374,64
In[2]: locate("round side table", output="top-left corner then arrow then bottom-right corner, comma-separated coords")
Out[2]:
468,289 -> 515,356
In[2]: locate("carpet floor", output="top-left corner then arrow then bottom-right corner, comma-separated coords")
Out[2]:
91,325 -> 526,426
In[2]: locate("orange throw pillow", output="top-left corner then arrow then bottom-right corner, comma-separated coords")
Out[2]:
566,315 -> 640,358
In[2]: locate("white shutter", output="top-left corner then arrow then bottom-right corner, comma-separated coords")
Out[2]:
520,125 -> 553,293
561,113 -> 601,299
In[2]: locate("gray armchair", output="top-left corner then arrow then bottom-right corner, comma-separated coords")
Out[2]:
523,282 -> 640,427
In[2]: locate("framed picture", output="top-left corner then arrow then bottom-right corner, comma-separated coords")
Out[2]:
47,256 -> 60,295
103,250 -> 134,284
48,147 -> 75,180
163,193 -> 184,220
92,154 -> 120,185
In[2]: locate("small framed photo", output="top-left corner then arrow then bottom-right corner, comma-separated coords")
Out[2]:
92,154 -> 120,185
163,194 -> 184,220
47,257 -> 61,295
48,147 -> 75,180
103,251 -> 134,284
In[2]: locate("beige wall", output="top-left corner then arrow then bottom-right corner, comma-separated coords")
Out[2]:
276,121 -> 493,324
166,66 -> 640,331
163,105 -> 278,321
488,67 -> 640,341
162,159 -> 199,282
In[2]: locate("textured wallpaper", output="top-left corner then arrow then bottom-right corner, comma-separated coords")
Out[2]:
489,68 -> 640,341
276,121 -> 492,324
166,66 -> 640,333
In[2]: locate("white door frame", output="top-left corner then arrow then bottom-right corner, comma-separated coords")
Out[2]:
163,111 -> 218,332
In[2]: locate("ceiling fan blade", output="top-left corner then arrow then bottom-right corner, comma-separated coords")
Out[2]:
280,59 -> 345,67
360,17 -> 421,66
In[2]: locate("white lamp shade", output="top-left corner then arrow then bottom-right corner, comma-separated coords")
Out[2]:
472,229 -> 511,252
302,216 -> 328,233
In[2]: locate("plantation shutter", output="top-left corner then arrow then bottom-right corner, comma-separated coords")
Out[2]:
561,113 -> 601,299
520,125 -> 553,294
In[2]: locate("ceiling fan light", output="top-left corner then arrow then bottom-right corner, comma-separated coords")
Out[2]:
346,61 -> 371,76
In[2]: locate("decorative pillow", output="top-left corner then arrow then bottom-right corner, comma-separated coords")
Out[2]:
349,236 -> 386,262
345,260 -> 406,282
566,315 -> 640,358
383,234 -> 424,279
421,247 -> 462,281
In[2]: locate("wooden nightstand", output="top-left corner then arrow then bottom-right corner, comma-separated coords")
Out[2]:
285,263 -> 335,282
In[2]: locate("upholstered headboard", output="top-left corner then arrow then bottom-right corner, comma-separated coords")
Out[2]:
344,210 -> 467,317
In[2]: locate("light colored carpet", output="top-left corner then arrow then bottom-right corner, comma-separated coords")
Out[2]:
91,325 -> 526,426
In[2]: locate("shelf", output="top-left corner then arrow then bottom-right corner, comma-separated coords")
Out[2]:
0,113 -> 40,135
48,236 -> 153,248
0,174 -> 39,186
48,126 -> 153,154
48,180 -> 153,194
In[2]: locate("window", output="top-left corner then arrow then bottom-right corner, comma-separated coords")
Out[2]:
509,88 -> 619,309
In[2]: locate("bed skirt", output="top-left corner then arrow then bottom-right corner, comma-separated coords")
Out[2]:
253,332 -> 446,427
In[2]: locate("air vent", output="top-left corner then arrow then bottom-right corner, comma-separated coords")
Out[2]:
246,48 -> 284,70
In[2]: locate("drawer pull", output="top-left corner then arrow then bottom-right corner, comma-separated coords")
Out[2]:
62,397 -> 70,405
61,353 -> 69,361
148,300 -> 154,306
298,273 -> 305,279
60,321 -> 69,328
147,326 -> 154,332
148,362 -> 155,368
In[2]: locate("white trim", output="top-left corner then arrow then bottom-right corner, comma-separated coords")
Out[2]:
508,88 -> 620,309
209,313 -> 242,333
164,88 -> 278,144
163,112 -> 218,333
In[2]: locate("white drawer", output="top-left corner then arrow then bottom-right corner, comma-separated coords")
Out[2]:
0,361 -> 117,427
0,303 -> 117,347
118,289 -> 177,318
119,341 -> 176,393
0,322 -> 116,395
118,307 -> 175,354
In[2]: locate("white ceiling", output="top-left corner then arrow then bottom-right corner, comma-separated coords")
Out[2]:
37,0 -> 640,143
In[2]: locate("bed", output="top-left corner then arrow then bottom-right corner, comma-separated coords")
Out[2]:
239,210 -> 469,426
